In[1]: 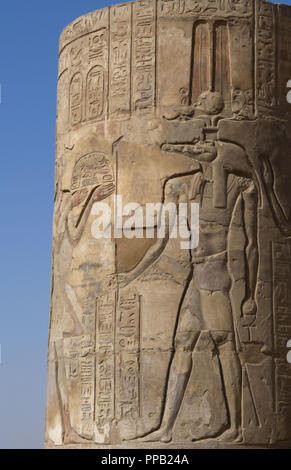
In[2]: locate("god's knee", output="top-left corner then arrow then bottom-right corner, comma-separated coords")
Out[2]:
211,330 -> 234,347
174,331 -> 199,351
172,348 -> 192,374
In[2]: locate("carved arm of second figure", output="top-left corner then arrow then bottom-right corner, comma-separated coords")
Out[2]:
162,140 -> 217,162
67,183 -> 115,246
119,180 -> 187,287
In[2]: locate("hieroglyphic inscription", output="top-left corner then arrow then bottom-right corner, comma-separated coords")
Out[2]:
116,293 -> 140,420
132,0 -> 156,113
109,4 -> 132,118
80,296 -> 96,438
89,28 -> 108,63
87,25 -> 109,121
86,66 -> 105,120
80,339 -> 95,438
64,336 -> 80,381
63,334 -> 95,437
59,9 -> 108,53
70,39 -> 85,68
95,291 -> 116,434
60,16 -> 91,53
272,242 -> 291,415
278,6 -> 291,116
256,0 -> 276,113
158,0 -> 252,17
63,335 -> 94,438
65,10 -> 109,128
70,72 -> 83,126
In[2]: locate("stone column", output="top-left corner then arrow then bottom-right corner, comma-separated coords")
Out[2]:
45,0 -> 291,448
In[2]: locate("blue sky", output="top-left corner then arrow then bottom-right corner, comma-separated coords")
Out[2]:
0,0 -> 290,450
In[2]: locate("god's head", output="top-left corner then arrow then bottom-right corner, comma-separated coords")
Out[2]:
194,91 -> 224,115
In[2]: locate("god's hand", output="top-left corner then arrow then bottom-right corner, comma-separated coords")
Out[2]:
162,144 -> 176,153
241,298 -> 257,327
118,273 -> 135,288
190,172 -> 205,200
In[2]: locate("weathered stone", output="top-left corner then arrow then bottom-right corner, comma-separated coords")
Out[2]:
45,0 -> 291,448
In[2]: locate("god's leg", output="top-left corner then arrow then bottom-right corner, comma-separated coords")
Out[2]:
197,261 -> 242,442
138,277 -> 201,442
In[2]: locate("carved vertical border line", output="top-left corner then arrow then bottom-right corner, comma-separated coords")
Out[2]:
156,0 -> 161,109
270,240 -> 276,414
139,294 -> 143,419
93,297 -> 98,424
114,288 -> 117,422
274,3 -> 278,111
138,295 -> 143,418
209,21 -> 214,93
252,0 -> 256,116
107,6 -> 111,120
154,0 -> 157,110
130,1 -> 133,115
254,0 -> 258,116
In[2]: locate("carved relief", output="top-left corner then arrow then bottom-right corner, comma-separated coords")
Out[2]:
70,41 -> 84,68
109,4 -> 132,118
256,0 -> 276,113
47,0 -> 291,449
116,293 -> 141,421
124,94 -> 258,443
132,0 -> 156,113
191,23 -> 211,103
86,66 -> 105,120
278,6 -> 291,118
69,72 -> 83,126
158,0 -> 252,17
71,152 -> 114,191
89,29 -> 107,63
96,291 -> 116,439
214,22 -> 231,104
272,243 -> 291,417
95,289 -> 141,441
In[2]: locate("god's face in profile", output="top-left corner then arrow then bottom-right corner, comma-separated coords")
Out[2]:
194,91 -> 224,115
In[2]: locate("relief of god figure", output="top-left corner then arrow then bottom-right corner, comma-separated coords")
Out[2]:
122,92 -> 259,443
